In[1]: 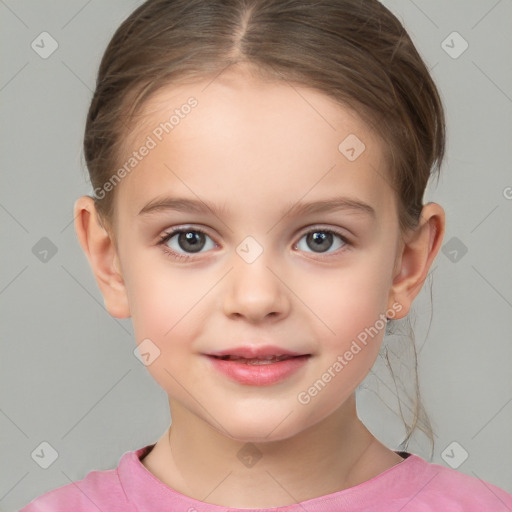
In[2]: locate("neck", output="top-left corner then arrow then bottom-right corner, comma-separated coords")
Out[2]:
141,393 -> 403,508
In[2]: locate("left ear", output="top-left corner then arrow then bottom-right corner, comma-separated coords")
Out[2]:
388,202 -> 445,318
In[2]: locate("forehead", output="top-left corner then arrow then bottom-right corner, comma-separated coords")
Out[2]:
115,67 -> 396,223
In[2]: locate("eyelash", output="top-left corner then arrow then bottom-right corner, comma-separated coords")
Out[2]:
157,226 -> 352,262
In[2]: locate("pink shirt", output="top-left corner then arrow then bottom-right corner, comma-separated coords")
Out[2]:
20,444 -> 512,511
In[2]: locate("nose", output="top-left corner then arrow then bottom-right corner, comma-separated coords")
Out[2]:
222,249 -> 291,323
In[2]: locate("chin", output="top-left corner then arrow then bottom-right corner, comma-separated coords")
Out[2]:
217,413 -> 305,445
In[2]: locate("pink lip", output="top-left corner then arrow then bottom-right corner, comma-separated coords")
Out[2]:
206,345 -> 306,358
204,354 -> 311,386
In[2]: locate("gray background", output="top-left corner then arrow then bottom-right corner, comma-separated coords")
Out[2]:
1,0 -> 511,510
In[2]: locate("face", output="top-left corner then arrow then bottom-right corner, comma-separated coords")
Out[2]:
111,64 -> 403,442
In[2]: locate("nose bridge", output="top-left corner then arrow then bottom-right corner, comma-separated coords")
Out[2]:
223,235 -> 290,321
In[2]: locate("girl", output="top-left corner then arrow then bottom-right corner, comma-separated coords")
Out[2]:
21,0 -> 512,510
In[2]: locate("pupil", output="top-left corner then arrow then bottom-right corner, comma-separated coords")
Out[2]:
176,231 -> 333,254
179,231 -> 205,253
308,232 -> 332,253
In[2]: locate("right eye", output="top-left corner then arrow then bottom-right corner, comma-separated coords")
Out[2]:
157,227 -> 217,261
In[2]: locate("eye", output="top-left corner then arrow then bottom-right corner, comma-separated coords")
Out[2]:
157,225 -> 351,262
295,227 -> 350,256
158,227 -> 216,260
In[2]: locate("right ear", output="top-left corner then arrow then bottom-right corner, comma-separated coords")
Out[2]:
73,196 -> 131,319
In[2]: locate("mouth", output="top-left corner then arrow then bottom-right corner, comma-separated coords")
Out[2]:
205,353 -> 311,385
208,354 -> 311,365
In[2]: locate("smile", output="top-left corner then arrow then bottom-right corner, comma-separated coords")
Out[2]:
204,354 -> 311,386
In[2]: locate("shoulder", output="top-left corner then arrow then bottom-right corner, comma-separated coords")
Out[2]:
398,454 -> 512,509
19,457 -> 131,511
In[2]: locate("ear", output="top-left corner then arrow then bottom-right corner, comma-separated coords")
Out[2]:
387,202 -> 445,318
74,196 -> 130,319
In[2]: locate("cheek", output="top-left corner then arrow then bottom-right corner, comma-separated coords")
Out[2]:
129,270 -> 193,340
290,263 -> 390,418
125,263 -> 208,390
125,253 -> 214,357
296,258 -> 391,347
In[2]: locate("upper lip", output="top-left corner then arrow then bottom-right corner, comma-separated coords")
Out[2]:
205,345 -> 308,358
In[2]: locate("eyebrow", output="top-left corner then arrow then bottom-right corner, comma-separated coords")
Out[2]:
138,196 -> 376,219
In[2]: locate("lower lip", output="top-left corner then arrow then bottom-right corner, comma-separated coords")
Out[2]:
205,355 -> 310,386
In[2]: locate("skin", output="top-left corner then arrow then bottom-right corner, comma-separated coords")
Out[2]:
74,63 -> 445,508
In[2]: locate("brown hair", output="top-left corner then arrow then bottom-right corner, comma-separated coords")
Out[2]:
83,0 -> 445,456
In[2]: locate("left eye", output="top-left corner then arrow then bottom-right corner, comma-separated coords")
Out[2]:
295,229 -> 349,254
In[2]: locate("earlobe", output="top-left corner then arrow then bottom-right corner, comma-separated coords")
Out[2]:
74,196 -> 131,319
388,203 -> 445,318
